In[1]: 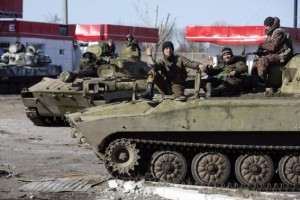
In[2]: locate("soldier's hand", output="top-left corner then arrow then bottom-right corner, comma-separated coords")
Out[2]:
208,56 -> 214,66
145,45 -> 153,56
199,63 -> 206,72
228,71 -> 236,77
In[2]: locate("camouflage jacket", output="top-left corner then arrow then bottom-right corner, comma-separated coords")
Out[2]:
77,58 -> 97,71
152,54 -> 201,85
102,43 -> 116,57
206,56 -> 248,86
124,39 -> 141,54
260,27 -> 294,63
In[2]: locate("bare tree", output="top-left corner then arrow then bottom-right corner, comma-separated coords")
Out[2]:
44,13 -> 62,24
212,21 -> 230,26
175,27 -> 207,53
133,2 -> 176,59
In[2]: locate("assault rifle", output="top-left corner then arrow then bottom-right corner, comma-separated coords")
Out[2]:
216,71 -> 228,80
246,51 -> 269,57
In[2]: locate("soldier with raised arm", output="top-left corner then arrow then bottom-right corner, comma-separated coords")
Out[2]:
138,41 -> 203,101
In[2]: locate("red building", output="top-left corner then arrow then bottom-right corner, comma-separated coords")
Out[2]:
0,20 -> 159,71
0,0 -> 23,18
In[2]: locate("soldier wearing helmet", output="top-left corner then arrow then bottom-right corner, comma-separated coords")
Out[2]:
77,51 -> 98,72
124,34 -> 141,60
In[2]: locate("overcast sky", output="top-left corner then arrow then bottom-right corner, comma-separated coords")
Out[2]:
22,0 -> 298,29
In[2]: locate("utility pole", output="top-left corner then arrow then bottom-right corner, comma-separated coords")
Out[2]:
294,0 -> 298,28
64,0 -> 68,25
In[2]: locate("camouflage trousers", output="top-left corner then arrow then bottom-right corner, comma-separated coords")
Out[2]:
146,69 -> 185,98
252,54 -> 281,78
205,77 -> 240,97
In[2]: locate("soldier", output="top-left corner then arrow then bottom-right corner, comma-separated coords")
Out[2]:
251,16 -> 293,94
102,39 -> 116,57
138,41 -> 203,100
60,51 -> 98,82
77,51 -> 98,73
124,34 -> 141,60
15,41 -> 26,53
201,47 -> 248,97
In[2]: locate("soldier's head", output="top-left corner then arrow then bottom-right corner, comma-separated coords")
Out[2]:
162,41 -> 174,58
107,39 -> 114,47
264,17 -> 274,27
126,34 -> 133,41
264,16 -> 280,34
221,47 -> 233,63
83,52 -> 95,62
15,41 -> 21,50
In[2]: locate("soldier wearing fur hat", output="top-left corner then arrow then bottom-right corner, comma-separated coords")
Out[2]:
137,41 -> 203,100
251,16 -> 294,94
201,47 -> 248,97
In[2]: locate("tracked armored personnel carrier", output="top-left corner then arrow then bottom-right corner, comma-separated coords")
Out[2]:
65,54 -> 300,190
21,44 -> 149,126
0,44 -> 62,94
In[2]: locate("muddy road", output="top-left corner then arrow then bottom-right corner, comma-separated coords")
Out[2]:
0,95 -> 109,199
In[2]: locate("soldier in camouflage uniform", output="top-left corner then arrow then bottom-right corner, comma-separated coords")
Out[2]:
102,39 -> 116,57
202,48 -> 248,97
15,41 -> 26,53
138,41 -> 203,100
60,51 -> 99,83
77,52 -> 98,75
252,17 -> 294,94
124,34 -> 141,60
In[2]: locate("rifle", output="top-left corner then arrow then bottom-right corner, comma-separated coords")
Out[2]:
246,51 -> 269,57
216,71 -> 228,81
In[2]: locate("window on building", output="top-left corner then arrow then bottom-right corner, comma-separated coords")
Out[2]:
59,49 -> 65,55
59,25 -> 68,36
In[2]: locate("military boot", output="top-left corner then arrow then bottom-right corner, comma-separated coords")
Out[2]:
137,83 -> 154,100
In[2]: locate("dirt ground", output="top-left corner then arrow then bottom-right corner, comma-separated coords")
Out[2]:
1,95 -> 300,200
0,95 -> 167,200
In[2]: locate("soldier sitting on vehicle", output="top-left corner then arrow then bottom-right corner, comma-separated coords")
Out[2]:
60,52 -> 100,83
77,52 -> 98,72
123,34 -> 141,61
200,47 -> 248,97
251,16 -> 294,95
15,41 -> 26,53
101,39 -> 116,57
138,41 -> 203,101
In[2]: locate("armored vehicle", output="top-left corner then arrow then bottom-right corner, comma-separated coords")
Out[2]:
65,54 -> 300,191
21,44 -> 149,126
0,44 -> 62,94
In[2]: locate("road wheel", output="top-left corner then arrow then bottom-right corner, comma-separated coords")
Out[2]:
279,155 -> 300,186
191,152 -> 230,185
235,154 -> 274,186
150,151 -> 187,184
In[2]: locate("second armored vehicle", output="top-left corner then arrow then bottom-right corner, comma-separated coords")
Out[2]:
21,44 -> 149,126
